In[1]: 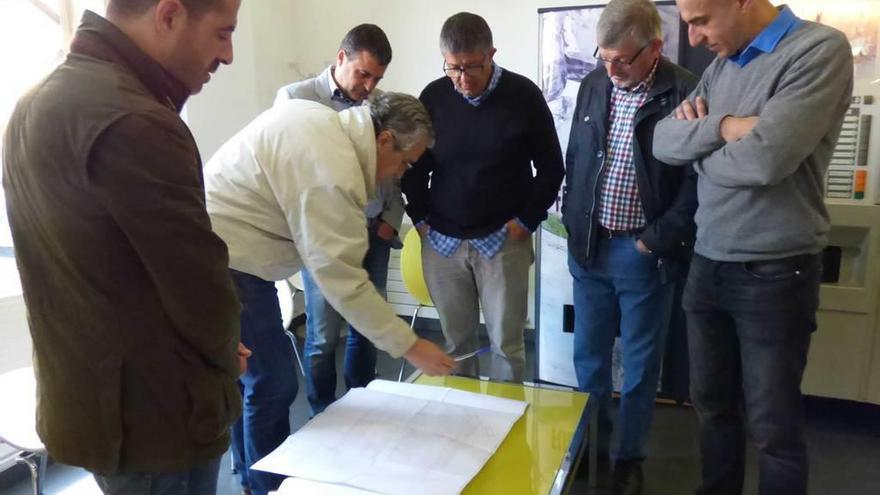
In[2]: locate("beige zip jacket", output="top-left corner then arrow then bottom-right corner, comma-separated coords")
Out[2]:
205,100 -> 418,357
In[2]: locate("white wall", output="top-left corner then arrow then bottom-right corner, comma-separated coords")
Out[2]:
0,295 -> 31,374
186,0 -> 260,160
187,0 -> 589,159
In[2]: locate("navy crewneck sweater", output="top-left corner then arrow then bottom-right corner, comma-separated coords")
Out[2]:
402,69 -> 564,239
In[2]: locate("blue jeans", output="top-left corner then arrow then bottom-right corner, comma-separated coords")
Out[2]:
685,253 -> 819,495
229,270 -> 298,495
92,457 -> 220,495
569,236 -> 674,461
302,228 -> 388,414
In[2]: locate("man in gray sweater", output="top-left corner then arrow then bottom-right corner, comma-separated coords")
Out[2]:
653,1 -> 853,494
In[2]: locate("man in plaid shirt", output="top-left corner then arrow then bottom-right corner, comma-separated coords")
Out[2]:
560,1 -> 698,493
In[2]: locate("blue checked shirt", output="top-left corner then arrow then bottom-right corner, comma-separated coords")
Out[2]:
424,62 -> 527,259
331,88 -> 357,106
421,219 -> 531,258
456,62 -> 503,106
597,60 -> 658,231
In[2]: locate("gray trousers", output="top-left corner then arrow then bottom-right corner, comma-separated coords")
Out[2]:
421,235 -> 533,382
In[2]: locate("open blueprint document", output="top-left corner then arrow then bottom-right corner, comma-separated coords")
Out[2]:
255,379 -> 528,495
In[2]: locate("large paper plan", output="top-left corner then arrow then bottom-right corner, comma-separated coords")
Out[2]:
255,380 -> 528,495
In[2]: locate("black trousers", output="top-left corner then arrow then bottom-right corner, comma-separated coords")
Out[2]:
684,253 -> 821,495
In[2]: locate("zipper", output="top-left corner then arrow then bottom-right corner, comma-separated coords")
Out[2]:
585,140 -> 606,255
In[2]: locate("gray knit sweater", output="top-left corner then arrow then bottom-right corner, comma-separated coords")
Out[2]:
653,20 -> 853,262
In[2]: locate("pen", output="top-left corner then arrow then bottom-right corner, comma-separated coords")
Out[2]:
453,346 -> 490,362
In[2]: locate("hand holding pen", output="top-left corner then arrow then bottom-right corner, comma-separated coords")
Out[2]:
452,346 -> 490,362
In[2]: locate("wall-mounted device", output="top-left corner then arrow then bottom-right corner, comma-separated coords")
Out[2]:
825,94 -> 880,204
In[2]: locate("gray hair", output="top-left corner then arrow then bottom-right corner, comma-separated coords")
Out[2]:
368,92 -> 435,151
597,0 -> 662,48
439,12 -> 493,54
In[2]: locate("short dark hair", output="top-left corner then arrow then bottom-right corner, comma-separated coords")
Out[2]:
107,0 -> 220,19
340,24 -> 392,67
439,12 -> 493,54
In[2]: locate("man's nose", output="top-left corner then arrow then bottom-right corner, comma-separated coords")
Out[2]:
607,63 -> 625,78
688,25 -> 703,48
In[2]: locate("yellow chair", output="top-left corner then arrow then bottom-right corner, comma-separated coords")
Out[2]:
400,227 -> 433,307
398,227 -> 434,381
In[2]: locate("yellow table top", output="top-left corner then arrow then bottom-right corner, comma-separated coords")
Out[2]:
415,376 -> 589,495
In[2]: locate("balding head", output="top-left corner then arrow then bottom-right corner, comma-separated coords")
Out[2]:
104,0 -> 240,94
108,0 -> 220,19
677,0 -> 779,58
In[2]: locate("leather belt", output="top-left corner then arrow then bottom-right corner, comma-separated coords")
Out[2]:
597,225 -> 644,239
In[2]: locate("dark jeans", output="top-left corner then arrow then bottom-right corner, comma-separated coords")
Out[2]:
92,457 -> 220,495
684,253 -> 820,495
301,228 -> 388,414
229,270 -> 298,495
569,237 -> 674,461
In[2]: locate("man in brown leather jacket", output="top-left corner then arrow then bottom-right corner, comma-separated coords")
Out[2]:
3,1 -> 246,493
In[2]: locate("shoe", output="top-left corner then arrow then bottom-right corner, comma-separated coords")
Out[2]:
612,459 -> 643,495
574,452 -> 609,482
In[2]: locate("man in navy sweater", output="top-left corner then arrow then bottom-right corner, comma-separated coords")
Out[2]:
402,12 -> 564,383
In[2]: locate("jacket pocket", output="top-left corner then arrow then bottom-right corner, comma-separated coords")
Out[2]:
183,367 -> 241,445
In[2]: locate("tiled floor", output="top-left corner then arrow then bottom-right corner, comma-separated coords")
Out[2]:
3,328 -> 879,495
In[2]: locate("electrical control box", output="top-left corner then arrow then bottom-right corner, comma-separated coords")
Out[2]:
826,94 -> 880,204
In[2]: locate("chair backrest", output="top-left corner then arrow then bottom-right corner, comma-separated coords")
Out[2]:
275,281 -> 293,329
400,228 -> 433,307
288,271 -> 305,292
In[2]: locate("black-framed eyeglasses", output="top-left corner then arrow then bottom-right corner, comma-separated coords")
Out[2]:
593,43 -> 650,68
442,56 -> 487,79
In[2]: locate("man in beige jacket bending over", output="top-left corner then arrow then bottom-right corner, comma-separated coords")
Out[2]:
204,92 -> 453,495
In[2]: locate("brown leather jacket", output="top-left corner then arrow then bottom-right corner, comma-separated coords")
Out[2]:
2,11 -> 241,474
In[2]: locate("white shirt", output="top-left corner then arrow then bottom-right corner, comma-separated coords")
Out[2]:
204,100 -> 417,357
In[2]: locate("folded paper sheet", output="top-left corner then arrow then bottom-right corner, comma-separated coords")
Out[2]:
254,380 -> 528,495
275,477 -> 380,495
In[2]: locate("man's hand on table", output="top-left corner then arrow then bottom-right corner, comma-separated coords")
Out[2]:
404,338 -> 454,376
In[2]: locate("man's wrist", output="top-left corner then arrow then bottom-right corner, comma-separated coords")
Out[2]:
719,114 -> 733,142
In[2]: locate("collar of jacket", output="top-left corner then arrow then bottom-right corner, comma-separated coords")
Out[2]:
314,66 -> 335,102
644,57 -> 678,101
69,10 -> 191,112
337,106 -> 379,203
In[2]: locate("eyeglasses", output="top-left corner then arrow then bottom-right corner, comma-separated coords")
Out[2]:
442,57 -> 487,79
593,43 -> 650,68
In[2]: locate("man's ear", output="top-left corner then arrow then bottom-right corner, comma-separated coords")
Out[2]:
486,47 -> 498,63
336,48 -> 347,67
376,129 -> 394,149
650,37 -> 664,55
153,0 -> 186,35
